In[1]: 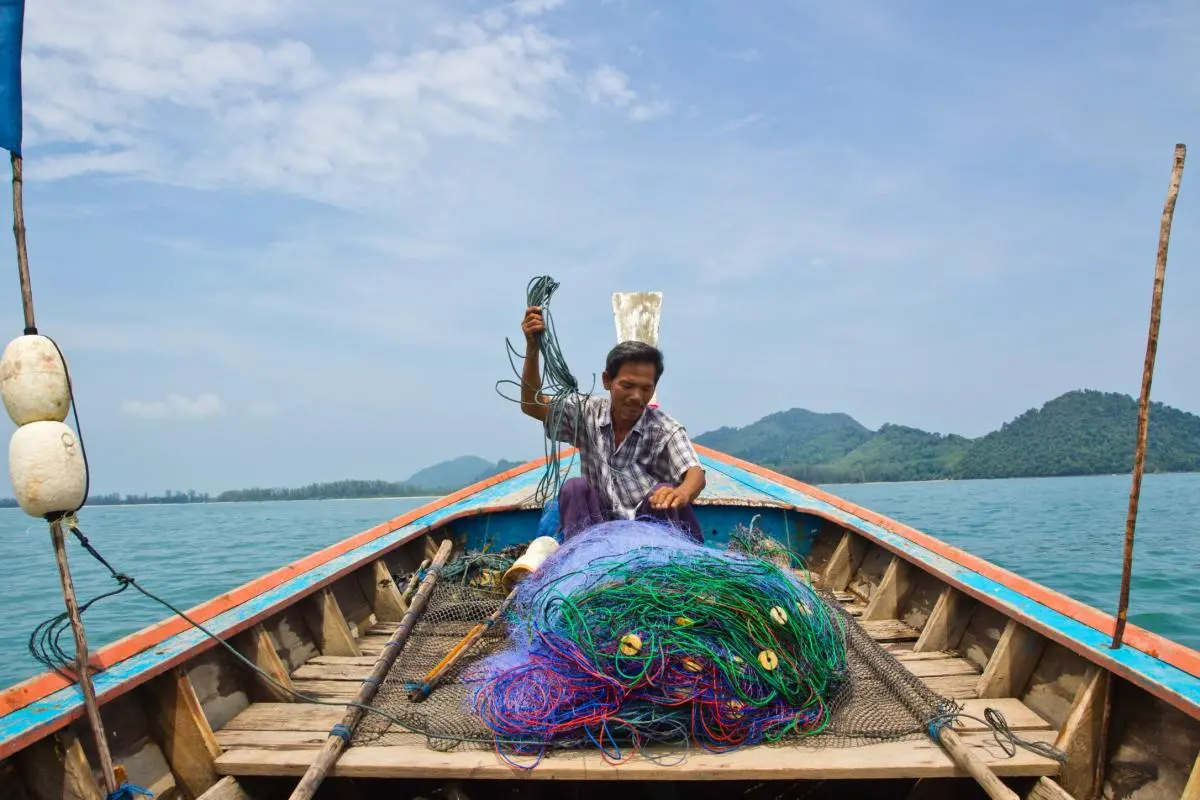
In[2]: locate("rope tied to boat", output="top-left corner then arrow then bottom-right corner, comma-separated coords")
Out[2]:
26,517 -> 137,679
923,705 -> 1066,763
105,782 -> 153,800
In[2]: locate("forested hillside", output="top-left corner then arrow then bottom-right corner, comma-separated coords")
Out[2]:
693,390 -> 1200,483
952,390 -> 1200,479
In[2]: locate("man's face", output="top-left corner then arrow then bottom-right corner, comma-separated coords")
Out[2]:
603,362 -> 657,427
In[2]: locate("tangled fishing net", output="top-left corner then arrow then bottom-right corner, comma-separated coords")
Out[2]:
356,517 -> 961,766
466,521 -> 848,758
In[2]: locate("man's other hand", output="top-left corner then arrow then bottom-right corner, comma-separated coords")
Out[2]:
649,485 -> 689,510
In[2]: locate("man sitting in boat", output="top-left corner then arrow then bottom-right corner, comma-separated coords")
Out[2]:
519,305 -> 707,541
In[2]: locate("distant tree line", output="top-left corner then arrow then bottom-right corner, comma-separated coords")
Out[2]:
0,480 -> 448,508
0,489 -> 214,508
214,479 -> 444,502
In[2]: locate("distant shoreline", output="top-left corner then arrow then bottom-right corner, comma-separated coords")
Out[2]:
2,470 -> 1194,511
0,493 -> 448,510
815,471 -> 1197,488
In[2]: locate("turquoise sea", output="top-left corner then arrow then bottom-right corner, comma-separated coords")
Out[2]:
1,474 -> 1197,688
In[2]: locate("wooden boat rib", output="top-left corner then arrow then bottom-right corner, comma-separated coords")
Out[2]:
2,443 -> 1199,799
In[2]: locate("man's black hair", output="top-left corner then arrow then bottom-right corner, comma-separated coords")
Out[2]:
605,340 -> 664,382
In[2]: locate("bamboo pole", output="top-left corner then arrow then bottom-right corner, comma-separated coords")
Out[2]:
1111,143 -> 1186,650
287,538 -> 453,800
50,518 -> 119,796
10,153 -> 35,334
12,154 -> 115,792
936,728 -> 1019,800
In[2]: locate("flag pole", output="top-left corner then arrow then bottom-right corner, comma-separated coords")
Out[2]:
10,152 -> 34,333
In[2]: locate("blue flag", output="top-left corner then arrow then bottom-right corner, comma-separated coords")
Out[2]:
0,0 -> 22,155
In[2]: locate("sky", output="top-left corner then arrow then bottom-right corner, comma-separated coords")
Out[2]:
0,0 -> 1196,495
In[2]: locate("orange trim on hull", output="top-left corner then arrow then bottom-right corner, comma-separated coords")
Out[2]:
0,453 -> 569,718
698,445 -> 1200,681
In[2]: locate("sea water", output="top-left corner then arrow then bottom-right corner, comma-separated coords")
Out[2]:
0,474 -> 1197,688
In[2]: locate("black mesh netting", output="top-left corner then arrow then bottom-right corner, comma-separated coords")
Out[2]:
351,550 -> 959,755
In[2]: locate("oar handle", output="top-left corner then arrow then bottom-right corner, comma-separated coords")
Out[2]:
937,727 -> 1019,800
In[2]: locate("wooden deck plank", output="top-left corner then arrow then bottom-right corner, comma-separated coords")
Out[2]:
306,656 -> 381,667
217,730 -> 334,750
860,619 -> 921,642
292,663 -> 375,681
288,680 -> 360,701
903,658 -> 981,679
922,675 -> 980,699
954,699 -> 1051,732
895,650 -> 958,662
222,704 -> 346,732
213,729 -> 1061,779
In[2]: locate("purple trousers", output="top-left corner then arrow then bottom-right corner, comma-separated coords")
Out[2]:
557,477 -> 704,543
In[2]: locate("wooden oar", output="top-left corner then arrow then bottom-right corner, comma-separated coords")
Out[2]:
287,538 -> 453,800
408,536 -> 558,702
408,588 -> 517,702
935,727 -> 1019,800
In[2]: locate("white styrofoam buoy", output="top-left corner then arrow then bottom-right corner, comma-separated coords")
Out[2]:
0,335 -> 71,426
502,535 -> 560,590
9,420 -> 86,518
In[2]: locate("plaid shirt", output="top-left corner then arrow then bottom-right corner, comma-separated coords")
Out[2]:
547,394 -> 703,518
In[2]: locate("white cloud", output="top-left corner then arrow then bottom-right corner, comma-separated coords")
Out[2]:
511,0 -> 565,17
584,65 -> 671,121
21,0 -> 663,202
121,393 -> 225,420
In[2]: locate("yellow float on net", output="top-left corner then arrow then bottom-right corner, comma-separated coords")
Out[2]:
619,633 -> 642,656
758,649 -> 779,671
769,605 -> 788,626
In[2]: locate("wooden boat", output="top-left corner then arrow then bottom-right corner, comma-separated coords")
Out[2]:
3,300 -> 1200,800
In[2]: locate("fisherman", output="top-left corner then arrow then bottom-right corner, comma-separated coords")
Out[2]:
518,305 -> 707,542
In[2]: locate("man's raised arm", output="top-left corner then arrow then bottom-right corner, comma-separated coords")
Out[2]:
520,305 -> 551,422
